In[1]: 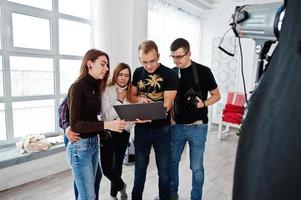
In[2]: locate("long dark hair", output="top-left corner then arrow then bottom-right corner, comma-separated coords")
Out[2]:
76,49 -> 110,94
108,62 -> 132,99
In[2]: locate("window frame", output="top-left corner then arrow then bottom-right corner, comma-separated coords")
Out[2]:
0,0 -> 94,145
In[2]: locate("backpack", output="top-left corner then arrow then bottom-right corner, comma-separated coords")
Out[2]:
123,137 -> 135,165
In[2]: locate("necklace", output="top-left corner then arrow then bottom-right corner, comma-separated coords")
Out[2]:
116,84 -> 127,93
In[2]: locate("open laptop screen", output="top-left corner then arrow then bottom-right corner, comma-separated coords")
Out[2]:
113,101 -> 166,121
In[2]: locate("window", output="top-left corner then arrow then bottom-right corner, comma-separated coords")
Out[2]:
0,103 -> 5,141
59,19 -> 91,56
13,100 -> 54,138
8,0 -> 52,10
60,59 -> 81,94
0,56 -> 3,97
0,0 -> 94,145
59,0 -> 91,19
12,13 -> 51,50
0,9 -> 2,50
148,0 -> 202,68
10,56 -> 53,96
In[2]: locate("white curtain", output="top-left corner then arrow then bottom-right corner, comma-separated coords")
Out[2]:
148,0 -> 202,68
93,0 -> 111,53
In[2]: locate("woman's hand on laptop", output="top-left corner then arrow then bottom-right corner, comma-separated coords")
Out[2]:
104,119 -> 126,133
135,118 -> 151,123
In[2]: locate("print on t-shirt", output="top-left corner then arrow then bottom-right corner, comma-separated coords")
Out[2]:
137,74 -> 163,101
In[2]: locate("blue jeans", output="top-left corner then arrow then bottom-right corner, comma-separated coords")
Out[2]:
64,135 -> 102,200
132,125 -> 171,200
67,136 -> 100,200
169,124 -> 208,200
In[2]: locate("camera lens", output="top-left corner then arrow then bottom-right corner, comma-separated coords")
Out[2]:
184,96 -> 197,111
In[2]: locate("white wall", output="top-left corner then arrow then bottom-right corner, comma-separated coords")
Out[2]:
0,152 -> 69,191
201,3 -> 257,94
201,3 -> 256,124
94,0 -> 148,70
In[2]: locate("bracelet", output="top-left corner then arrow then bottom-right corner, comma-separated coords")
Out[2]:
203,100 -> 207,107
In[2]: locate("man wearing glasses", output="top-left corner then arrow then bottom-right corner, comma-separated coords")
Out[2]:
129,40 -> 178,200
169,38 -> 220,200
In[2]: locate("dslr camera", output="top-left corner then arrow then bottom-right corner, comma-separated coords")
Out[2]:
183,88 -> 203,111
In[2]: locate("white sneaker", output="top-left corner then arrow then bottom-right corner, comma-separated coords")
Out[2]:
120,183 -> 127,200
154,196 -> 160,200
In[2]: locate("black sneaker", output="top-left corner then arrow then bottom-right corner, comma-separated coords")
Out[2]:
170,193 -> 179,200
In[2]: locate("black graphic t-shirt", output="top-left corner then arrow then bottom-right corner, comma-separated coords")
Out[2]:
132,63 -> 178,127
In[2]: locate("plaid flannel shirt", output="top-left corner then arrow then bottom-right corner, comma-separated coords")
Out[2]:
58,97 -> 70,132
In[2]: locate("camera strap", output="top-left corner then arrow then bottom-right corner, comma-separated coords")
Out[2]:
191,61 -> 200,88
174,61 -> 200,90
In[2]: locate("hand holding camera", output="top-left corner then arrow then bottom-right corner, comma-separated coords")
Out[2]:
193,96 -> 204,108
183,88 -> 205,111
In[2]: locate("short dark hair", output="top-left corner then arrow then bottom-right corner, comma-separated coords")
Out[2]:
170,38 -> 190,52
138,40 -> 159,55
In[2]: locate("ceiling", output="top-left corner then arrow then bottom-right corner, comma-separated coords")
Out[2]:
164,0 -> 282,18
185,0 -> 282,11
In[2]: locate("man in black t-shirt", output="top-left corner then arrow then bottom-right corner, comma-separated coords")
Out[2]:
169,38 -> 220,200
130,40 -> 178,200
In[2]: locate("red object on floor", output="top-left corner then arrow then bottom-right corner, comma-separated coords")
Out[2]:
223,112 -> 243,124
223,92 -> 245,124
224,103 -> 244,114
218,92 -> 246,139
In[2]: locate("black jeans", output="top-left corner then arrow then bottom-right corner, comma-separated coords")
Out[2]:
100,130 -> 130,197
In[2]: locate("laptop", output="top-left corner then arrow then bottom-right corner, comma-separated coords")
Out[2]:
113,101 -> 167,121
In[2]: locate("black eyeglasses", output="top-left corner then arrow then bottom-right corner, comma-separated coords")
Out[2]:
170,52 -> 188,60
